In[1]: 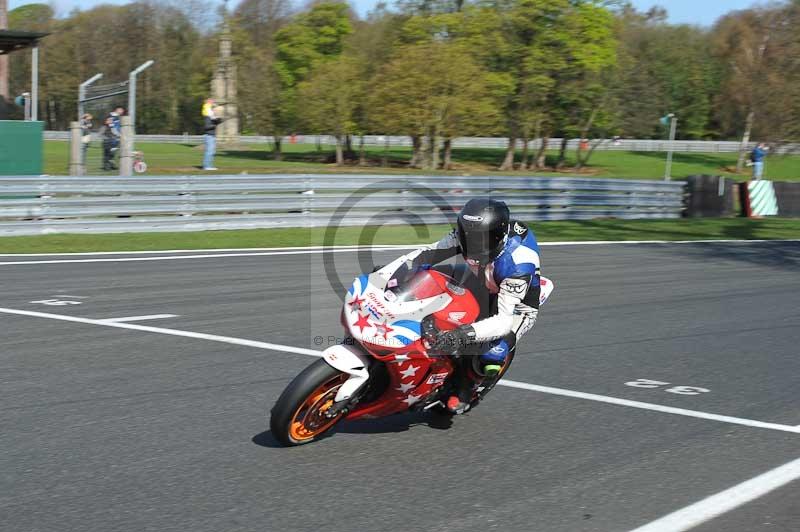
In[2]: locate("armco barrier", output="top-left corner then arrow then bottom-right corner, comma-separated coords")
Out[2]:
0,175 -> 686,236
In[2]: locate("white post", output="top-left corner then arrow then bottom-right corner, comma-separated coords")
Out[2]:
69,121 -> 83,176
31,45 -> 38,121
664,114 -> 677,181
119,116 -> 134,177
22,91 -> 30,121
78,73 -> 103,122
128,60 -> 154,134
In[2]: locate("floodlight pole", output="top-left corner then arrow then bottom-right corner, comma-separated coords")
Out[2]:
31,45 -> 39,121
664,113 -> 677,181
78,73 -> 103,121
128,60 -> 154,133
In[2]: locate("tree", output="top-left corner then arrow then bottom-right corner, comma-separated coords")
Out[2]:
712,8 -> 777,171
274,2 -> 353,87
234,0 -> 293,49
613,8 -> 718,141
268,1 -> 353,158
298,56 -> 365,164
370,41 -> 501,170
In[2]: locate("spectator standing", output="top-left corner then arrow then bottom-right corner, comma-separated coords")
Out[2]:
110,106 -> 124,135
751,143 -> 768,180
202,98 -> 223,171
80,113 -> 93,164
100,116 -> 118,171
106,107 -> 124,165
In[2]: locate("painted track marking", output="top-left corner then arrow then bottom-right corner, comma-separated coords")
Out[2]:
629,455 -> 800,532
0,246 -> 410,266
499,380 -> 799,434
2,305 -> 798,435
1,240 -> 798,265
0,307 -> 321,357
99,314 -> 178,323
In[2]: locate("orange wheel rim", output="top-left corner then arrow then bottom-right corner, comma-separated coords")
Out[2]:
288,374 -> 348,442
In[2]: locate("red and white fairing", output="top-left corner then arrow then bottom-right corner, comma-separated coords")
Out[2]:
343,251 -> 452,352
323,249 -> 554,419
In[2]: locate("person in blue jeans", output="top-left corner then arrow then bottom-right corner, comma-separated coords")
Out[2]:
751,143 -> 768,180
202,99 -> 223,171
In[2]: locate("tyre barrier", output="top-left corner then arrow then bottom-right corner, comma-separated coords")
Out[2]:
742,181 -> 779,217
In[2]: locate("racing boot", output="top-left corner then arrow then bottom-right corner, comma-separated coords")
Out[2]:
446,378 -> 476,415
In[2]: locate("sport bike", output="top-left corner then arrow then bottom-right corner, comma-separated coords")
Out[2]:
270,250 -> 554,446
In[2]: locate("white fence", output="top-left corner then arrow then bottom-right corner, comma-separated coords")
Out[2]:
43,131 -> 799,154
0,174 -> 686,236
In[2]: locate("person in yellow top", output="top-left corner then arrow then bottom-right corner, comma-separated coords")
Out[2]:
202,98 -> 223,171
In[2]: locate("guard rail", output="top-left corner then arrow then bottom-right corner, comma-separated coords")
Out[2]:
0,174 -> 686,236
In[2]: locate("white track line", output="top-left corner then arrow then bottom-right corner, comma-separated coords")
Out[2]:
499,380 -> 800,434
98,314 -> 178,323
0,239 -> 797,261
0,307 -> 321,357
0,246 -> 411,266
0,245 -> 414,257
629,455 -> 800,532
2,305 -> 799,435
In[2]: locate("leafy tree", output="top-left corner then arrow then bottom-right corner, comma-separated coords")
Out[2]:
234,0 -> 293,49
267,2 -> 353,158
298,56 -> 365,164
370,41 -> 501,169
615,10 -> 718,141
712,4 -> 798,169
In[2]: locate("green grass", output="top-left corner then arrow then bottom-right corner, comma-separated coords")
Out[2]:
43,141 -> 800,181
2,218 -> 798,254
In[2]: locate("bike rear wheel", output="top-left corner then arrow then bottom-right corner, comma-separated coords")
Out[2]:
270,359 -> 348,446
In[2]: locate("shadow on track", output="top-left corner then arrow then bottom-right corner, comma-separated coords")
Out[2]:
252,412 -> 453,448
670,241 -> 800,272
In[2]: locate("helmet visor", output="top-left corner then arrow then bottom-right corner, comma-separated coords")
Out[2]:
460,227 -> 505,263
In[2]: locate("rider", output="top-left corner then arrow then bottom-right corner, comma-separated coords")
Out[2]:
404,198 -> 541,414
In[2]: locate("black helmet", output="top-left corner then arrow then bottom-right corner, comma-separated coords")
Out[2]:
456,198 -> 510,264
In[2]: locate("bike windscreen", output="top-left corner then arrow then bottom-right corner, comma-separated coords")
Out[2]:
390,270 -> 447,303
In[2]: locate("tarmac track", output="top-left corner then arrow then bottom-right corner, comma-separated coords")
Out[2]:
1,241 -> 799,532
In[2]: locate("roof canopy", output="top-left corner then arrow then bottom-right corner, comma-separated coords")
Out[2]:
0,30 -> 50,56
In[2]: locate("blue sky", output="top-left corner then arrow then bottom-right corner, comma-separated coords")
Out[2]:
9,0 -> 765,26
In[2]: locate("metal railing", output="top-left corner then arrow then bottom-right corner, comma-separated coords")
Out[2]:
0,174 -> 686,236
43,131 -> 799,154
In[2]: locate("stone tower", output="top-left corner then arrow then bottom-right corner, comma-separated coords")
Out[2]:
211,2 -> 239,145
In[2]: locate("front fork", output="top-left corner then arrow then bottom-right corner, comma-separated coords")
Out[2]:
321,343 -> 373,416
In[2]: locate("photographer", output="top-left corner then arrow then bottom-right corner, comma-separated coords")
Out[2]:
202,98 -> 224,171
751,143 -> 769,180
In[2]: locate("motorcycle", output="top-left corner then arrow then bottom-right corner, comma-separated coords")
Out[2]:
270,249 -> 554,446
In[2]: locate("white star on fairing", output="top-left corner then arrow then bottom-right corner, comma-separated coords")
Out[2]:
403,394 -> 422,406
395,382 -> 415,393
399,365 -> 419,379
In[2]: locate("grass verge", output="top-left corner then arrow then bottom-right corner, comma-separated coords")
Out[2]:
44,141 -> 800,181
1,218 -> 798,254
